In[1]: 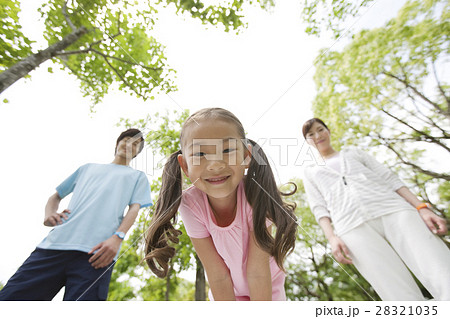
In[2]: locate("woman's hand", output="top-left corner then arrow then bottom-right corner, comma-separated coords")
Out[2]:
329,235 -> 353,264
419,208 -> 448,235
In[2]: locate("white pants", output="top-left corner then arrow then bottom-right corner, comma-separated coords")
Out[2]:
340,210 -> 450,301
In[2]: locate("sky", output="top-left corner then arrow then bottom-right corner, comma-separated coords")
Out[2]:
0,0 -> 411,297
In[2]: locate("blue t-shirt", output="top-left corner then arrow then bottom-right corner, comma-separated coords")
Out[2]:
37,163 -> 152,256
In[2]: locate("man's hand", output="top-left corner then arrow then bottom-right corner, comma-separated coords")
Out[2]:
88,235 -> 122,269
419,208 -> 448,235
43,209 -> 70,226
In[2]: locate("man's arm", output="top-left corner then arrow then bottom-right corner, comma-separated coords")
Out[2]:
43,192 -> 70,226
88,203 -> 141,269
396,186 -> 448,235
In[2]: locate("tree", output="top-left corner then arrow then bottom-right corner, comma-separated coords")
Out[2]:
107,109 -> 208,300
311,0 -> 449,220
300,0 -> 376,38
0,0 -> 273,105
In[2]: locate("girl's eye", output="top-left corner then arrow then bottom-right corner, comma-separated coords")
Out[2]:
223,148 -> 235,154
193,152 -> 206,157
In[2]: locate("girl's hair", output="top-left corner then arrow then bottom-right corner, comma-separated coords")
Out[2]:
144,108 -> 298,278
302,118 -> 329,138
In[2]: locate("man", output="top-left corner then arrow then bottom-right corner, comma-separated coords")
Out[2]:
0,128 -> 151,300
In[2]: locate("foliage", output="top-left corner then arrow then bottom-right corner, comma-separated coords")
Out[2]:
311,0 -> 449,217
1,0 -> 272,105
301,0 -> 375,38
0,0 -> 33,70
283,179 -> 380,301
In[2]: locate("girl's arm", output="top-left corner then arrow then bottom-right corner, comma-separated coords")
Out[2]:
191,237 -> 236,301
396,186 -> 448,235
318,217 -> 353,264
247,229 -> 272,301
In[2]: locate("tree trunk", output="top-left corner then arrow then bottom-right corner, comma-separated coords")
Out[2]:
195,254 -> 206,301
0,26 -> 87,94
165,263 -> 172,301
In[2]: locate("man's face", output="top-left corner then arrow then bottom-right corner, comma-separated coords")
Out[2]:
116,136 -> 143,159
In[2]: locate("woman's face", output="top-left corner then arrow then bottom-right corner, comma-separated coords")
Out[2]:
305,121 -> 332,152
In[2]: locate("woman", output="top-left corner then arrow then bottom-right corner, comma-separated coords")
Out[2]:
302,118 -> 450,300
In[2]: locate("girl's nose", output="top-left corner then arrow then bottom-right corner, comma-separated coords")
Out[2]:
207,160 -> 226,171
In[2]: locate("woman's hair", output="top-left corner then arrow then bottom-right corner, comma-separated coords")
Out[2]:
302,118 -> 329,138
144,108 -> 298,278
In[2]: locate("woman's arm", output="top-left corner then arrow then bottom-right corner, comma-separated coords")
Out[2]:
318,217 -> 353,264
247,229 -> 272,301
191,237 -> 236,301
396,186 -> 448,235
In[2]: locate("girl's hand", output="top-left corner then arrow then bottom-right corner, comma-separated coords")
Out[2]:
43,209 -> 70,226
329,235 -> 353,264
419,208 -> 448,235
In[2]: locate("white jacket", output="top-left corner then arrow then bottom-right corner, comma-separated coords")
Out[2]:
302,147 -> 414,235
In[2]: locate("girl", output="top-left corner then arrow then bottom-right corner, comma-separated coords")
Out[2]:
302,118 -> 450,301
145,108 -> 297,301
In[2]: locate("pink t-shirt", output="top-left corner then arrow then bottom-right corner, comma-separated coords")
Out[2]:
179,181 -> 286,301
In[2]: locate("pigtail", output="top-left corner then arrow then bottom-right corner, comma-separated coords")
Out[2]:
144,150 -> 183,278
244,139 -> 298,271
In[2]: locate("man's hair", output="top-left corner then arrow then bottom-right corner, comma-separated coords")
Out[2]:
115,128 -> 145,158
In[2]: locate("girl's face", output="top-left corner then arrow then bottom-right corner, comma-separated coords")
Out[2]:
305,121 -> 332,152
178,119 -> 250,203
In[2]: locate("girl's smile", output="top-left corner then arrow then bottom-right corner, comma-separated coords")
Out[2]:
205,175 -> 230,184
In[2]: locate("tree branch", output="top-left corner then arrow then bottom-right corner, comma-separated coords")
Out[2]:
310,246 -> 333,301
404,90 -> 449,137
382,71 -> 449,119
379,135 -> 449,144
0,26 -> 88,94
378,91 -> 444,134
431,60 -> 450,112
378,136 -> 450,181
380,108 -> 450,152
91,49 -> 162,71
101,55 -> 145,99
62,1 -> 77,32
55,47 -> 161,72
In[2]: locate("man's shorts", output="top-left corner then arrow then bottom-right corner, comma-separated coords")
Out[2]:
0,248 -> 114,301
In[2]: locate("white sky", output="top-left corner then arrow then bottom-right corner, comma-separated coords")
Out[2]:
0,0 -> 410,293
